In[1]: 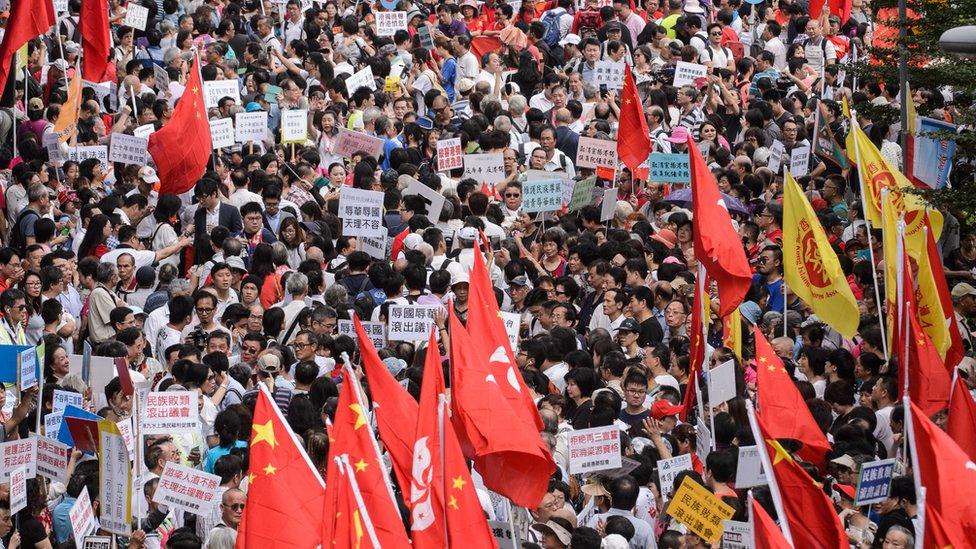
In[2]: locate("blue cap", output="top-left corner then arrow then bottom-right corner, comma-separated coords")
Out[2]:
416,116 -> 434,130
380,0 -> 399,9
245,102 -> 263,112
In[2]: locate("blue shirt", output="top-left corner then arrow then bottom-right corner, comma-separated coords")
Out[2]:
53,496 -> 77,543
753,273 -> 785,313
441,58 -> 457,102
381,137 -> 402,171
203,440 -> 248,473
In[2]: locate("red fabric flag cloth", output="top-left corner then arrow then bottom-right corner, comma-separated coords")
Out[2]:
751,499 -> 791,549
80,0 -> 111,82
389,227 -> 410,261
147,56 -> 212,196
925,215 -> 966,368
754,326 -> 830,467
328,456 -> 379,549
0,0 -> 55,94
617,64 -> 650,174
948,376 -> 976,461
679,272 -> 706,422
810,0 -> 852,24
908,399 -> 976,544
322,371 -> 411,547
757,414 -> 847,548
449,308 -> 555,508
236,388 -> 324,549
469,239 -> 543,431
415,330 -> 498,549
689,137 -> 751,317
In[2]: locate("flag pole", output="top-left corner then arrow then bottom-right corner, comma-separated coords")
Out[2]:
437,393 -> 449,543
338,454 -> 383,548
745,400 -> 794,545
901,396 -> 925,549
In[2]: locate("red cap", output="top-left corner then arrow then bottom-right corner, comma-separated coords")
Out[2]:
650,400 -> 685,420
835,483 -> 856,500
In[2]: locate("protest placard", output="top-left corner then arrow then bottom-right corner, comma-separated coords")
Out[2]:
462,153 -> 506,186
384,75 -> 400,92
153,462 -> 222,515
376,11 -> 407,36
206,118 -> 233,150
345,66 -> 376,95
18,346 -> 36,391
673,61 -> 708,87
337,187 -> 385,238
593,60 -> 625,90
53,0 -> 69,13
436,137 -> 463,171
600,187 -> 617,221
153,64 -> 169,91
576,136 -> 617,169
133,123 -> 155,140
649,153 -> 691,183
53,390 -> 83,414
666,476 -> 736,543
721,520 -> 754,549
109,133 -> 148,165
417,24 -> 434,49
281,109 -> 308,143
387,304 -> 439,341
855,458 -> 896,506
657,454 -> 693,500
696,417 -> 711,464
36,435 -> 70,484
203,80 -> 241,108
500,311 -> 520,353
0,438 -> 37,481
790,144 -> 811,177
568,176 -> 597,212
142,391 -> 200,434
568,426 -> 622,474
338,320 -> 387,351
9,465 -> 26,515
98,420 -> 130,535
70,487 -> 97,546
709,360 -> 736,406
489,520 -> 519,549
522,179 -> 564,213
67,146 -> 109,172
44,133 -> 65,165
82,536 -> 113,549
235,111 -> 268,143
45,411 -> 64,439
334,127 -> 385,158
123,4 -> 149,30
359,235 -> 387,260
403,179 -> 447,222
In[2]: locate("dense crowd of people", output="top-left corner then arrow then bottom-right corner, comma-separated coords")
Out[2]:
0,0 -> 969,547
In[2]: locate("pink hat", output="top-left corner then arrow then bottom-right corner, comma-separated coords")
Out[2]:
668,126 -> 690,144
650,228 -> 677,248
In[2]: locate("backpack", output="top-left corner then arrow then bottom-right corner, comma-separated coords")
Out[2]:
541,10 -> 563,47
8,208 -> 38,253
577,10 -> 602,39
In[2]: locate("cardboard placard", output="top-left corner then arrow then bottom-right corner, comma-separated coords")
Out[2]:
522,179 -> 564,213
235,111 -> 267,143
376,11 -> 408,37
337,187 -> 385,238
281,109 -> 308,143
9,465 -> 26,514
18,346 -> 36,390
568,176 -> 597,212
359,235 -> 387,260
334,127 -> 385,158
109,133 -> 149,165
568,426 -> 622,474
789,144 -> 811,177
141,391 -> 200,434
67,146 -> 109,172
600,187 -> 617,222
673,61 -> 708,87
576,136 -> 617,169
735,445 -> 767,488
768,140 -> 785,174
708,359 -> 736,406
593,60 -> 625,90
345,66 -> 377,96
153,462 -> 222,515
52,390 -> 83,414
462,153 -> 505,186
436,137 -> 463,171
402,179 -> 446,223
338,320 -> 387,350
657,453 -> 694,500
855,458 -> 896,506
649,152 -> 691,183
203,80 -> 241,109
36,435 -> 70,484
123,4 -> 149,30
98,420 -> 131,535
69,487 -> 97,546
721,519 -> 754,549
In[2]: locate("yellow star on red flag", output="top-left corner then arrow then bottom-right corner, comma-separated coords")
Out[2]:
252,420 -> 277,449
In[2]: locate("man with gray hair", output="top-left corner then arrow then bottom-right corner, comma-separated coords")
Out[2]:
11,183 -> 51,249
88,262 -> 123,344
279,272 -> 309,344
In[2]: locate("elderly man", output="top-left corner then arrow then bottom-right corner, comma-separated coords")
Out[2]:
279,272 -> 309,344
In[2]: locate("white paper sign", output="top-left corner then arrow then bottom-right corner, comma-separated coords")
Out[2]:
53,390 -> 84,414
359,235 -> 387,260
44,132 -> 66,165
153,462 -> 222,515
53,0 -> 69,13
673,61 -> 708,87
767,140 -> 785,174
67,146 -> 109,172
36,435 -> 70,484
123,4 -> 149,30
334,127 -> 385,158
99,423 -> 131,535
337,187 -> 385,238
709,359 -> 736,406
657,453 -> 693,500
789,144 -> 811,177
235,111 -> 268,143
45,410 -> 64,439
376,11 -> 408,36
722,519 -> 754,549
82,536 -> 114,549
500,311 -> 521,353
594,60 -> 626,90
109,133 -> 148,165
133,123 -> 155,140
696,416 -> 711,465
462,153 -> 505,186
568,426 -> 622,474
576,136 -> 618,169
600,187 -> 617,222
19,346 -> 36,391
387,304 -> 439,341
338,319 -> 387,350
436,137 -> 463,171
69,487 -> 98,546
153,64 -> 170,91
281,109 -> 308,142
0,437 -> 36,482
735,445 -> 767,488
9,466 -> 26,515
403,179 -> 446,223
117,418 -> 135,462
209,118 -> 235,149
203,80 -> 241,109
142,391 -> 200,434
345,66 -> 377,96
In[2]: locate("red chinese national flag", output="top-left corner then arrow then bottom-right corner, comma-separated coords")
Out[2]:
449,308 -> 555,508
148,55 -> 212,196
754,326 -> 830,467
80,0 -> 111,82
689,138 -> 751,317
617,65 -> 650,174
751,499 -> 791,549
0,0 -> 55,94
948,376 -> 976,461
679,271 -> 706,422
390,227 -> 410,261
810,0 -> 852,24
236,388 -> 324,549
328,455 -> 378,549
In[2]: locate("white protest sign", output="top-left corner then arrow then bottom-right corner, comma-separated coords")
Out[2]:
153,64 -> 170,91
657,453 -> 693,500
203,80 -> 241,108
576,136 -> 618,169
109,133 -> 148,165
436,137 -> 463,171
768,140 -> 785,174
337,187 -> 385,238
0,435 -> 36,481
594,60 -> 625,90
82,536 -> 114,549
673,61 -> 708,87
569,426 -> 622,474
117,418 -> 135,462
67,146 -> 109,171
133,123 -> 155,140
123,4 -> 149,30
142,391 -> 200,434
69,487 -> 98,546
153,462 -> 222,516
696,416 -> 711,465
334,127 -> 385,158
36,435 -> 70,484
281,109 -> 308,143
387,304 -> 439,341
18,346 -> 36,391
376,11 -> 407,36
709,359 -> 736,406
44,132 -> 65,165
721,519 -> 754,549
53,390 -> 84,414
209,118 -> 235,149
9,466 -> 26,515
53,0 -> 69,13
489,520 -> 520,549
522,179 -> 563,213
45,411 -> 64,439
359,235 -> 387,260
345,66 -> 377,95
99,422 -> 131,535
338,320 -> 387,350
462,153 -> 505,186
235,111 -> 268,143
600,187 -> 617,222
500,311 -> 521,353
735,445 -> 767,488
403,179 -> 446,222
789,144 -> 810,177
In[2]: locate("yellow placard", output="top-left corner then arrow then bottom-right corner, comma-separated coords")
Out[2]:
384,75 -> 400,93
665,476 -> 735,543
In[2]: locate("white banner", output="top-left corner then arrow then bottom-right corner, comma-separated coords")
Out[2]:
203,80 -> 241,109
123,4 -> 149,30
98,422 -> 130,535
338,320 -> 387,350
359,234 -> 387,260
109,133 -> 149,165
281,109 -> 308,143
337,187 -> 385,238
568,426 -> 622,474
36,435 -> 70,484
376,11 -> 408,37
153,462 -> 222,516
768,140 -> 785,174
387,304 -> 439,341
209,118 -> 235,149
345,66 -> 377,96
462,153 -> 505,186
594,60 -> 625,90
69,487 -> 97,546
141,391 -> 200,434
18,346 -> 36,391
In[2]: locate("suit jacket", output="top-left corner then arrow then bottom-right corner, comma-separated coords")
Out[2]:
555,125 -> 579,163
194,203 -> 243,264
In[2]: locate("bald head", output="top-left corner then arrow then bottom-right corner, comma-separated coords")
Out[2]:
554,108 -> 573,125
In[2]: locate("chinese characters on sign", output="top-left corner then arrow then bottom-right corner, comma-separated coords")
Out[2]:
375,11 -> 407,36
666,476 -> 735,543
141,391 -> 200,435
334,127 -> 385,158
649,153 -> 691,183
522,180 -> 564,213
153,462 -> 222,515
281,109 -> 308,143
673,61 -> 708,87
387,304 -> 439,341
462,153 -> 506,186
235,111 -> 268,143
36,435 -> 70,484
209,118 -> 235,150
568,426 -> 621,474
69,487 -> 97,547
338,320 -> 387,351
575,137 -> 617,169
202,80 -> 241,109
657,454 -> 693,501
0,437 -> 37,481
337,187 -> 385,238
109,133 -> 149,165
436,138 -> 463,171
98,420 -> 130,535
855,458 -> 896,506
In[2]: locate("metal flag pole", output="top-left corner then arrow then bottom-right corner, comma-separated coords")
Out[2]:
338,454 -> 383,548
745,400 -> 794,546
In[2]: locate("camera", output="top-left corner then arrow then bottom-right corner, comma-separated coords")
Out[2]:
188,328 -> 208,351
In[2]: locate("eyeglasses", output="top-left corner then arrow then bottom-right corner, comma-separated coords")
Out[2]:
504,193 -> 521,198
196,307 -> 215,313
223,503 -> 245,511
710,31 -> 722,36
625,388 -> 647,395
291,341 -> 312,350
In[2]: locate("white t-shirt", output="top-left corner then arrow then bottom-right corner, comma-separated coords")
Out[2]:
700,44 -> 733,70
100,248 -> 157,270
155,325 -> 182,364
